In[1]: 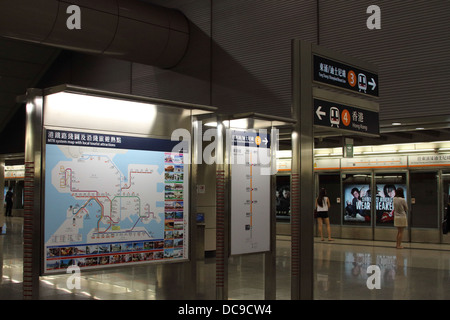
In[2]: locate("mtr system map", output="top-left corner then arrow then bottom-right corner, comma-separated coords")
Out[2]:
44,129 -> 188,273
230,130 -> 271,255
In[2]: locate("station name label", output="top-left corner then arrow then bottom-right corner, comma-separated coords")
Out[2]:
46,129 -> 180,152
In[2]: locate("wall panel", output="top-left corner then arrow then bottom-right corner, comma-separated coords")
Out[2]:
318,0 -> 450,121
133,0 -> 212,106
37,0 -> 450,123
211,0 -> 317,117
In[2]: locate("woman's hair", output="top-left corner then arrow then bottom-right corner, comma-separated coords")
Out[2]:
383,184 -> 396,196
395,187 -> 405,198
351,187 -> 360,198
317,188 -> 327,207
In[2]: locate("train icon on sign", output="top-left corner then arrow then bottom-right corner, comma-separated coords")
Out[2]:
358,73 -> 367,93
330,107 -> 340,127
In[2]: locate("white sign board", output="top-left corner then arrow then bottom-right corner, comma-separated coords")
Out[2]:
341,156 -> 407,169
230,130 -> 271,255
408,154 -> 450,167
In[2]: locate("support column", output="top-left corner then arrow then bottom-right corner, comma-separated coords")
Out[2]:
215,117 -> 229,300
23,89 -> 44,300
291,40 -> 314,300
264,126 -> 277,300
184,116 -> 200,299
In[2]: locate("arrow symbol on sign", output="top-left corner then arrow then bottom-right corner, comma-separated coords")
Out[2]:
263,137 -> 268,145
369,78 -> 377,90
316,106 -> 326,120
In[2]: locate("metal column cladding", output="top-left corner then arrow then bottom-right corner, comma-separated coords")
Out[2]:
0,0 -> 189,68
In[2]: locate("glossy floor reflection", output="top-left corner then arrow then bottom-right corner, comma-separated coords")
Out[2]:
1,216 -> 450,300
313,239 -> 450,299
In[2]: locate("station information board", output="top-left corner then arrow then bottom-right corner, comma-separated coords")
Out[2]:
313,55 -> 379,98
314,98 -> 379,135
43,129 -> 189,273
230,129 -> 271,255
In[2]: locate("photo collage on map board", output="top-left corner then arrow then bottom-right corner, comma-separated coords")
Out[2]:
163,152 -> 186,259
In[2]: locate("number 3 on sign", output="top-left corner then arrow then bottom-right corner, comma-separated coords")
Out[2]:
348,70 -> 356,87
342,109 -> 350,127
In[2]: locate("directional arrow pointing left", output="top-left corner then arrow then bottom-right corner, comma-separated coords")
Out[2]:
368,78 -> 377,91
316,105 -> 326,120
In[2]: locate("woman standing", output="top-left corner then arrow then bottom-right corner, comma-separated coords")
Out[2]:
393,187 -> 408,249
315,188 -> 333,241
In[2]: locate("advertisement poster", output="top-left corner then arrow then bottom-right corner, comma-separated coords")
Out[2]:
343,183 -> 407,225
343,184 -> 371,224
275,175 -> 290,217
43,129 -> 189,273
375,183 -> 407,225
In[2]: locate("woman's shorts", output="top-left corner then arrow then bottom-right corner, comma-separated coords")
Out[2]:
394,215 -> 408,227
317,211 -> 329,219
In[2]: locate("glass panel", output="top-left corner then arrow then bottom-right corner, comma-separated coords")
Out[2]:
342,173 -> 371,225
442,171 -> 450,243
410,171 -> 438,228
276,174 -> 291,220
374,172 -> 407,227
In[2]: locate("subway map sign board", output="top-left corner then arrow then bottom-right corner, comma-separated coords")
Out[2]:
43,129 -> 189,273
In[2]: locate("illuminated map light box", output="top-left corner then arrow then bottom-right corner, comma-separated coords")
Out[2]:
39,85 -> 216,274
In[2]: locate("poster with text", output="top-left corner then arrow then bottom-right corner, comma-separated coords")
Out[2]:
343,183 -> 407,225
343,184 -> 371,224
230,130 -> 271,255
375,183 -> 407,225
43,129 -> 189,273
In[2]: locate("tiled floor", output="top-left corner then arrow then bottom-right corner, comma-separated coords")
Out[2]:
1,216 -> 450,300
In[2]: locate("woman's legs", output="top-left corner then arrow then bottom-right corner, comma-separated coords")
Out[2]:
396,227 -> 404,248
317,217 -> 324,240
324,217 -> 333,241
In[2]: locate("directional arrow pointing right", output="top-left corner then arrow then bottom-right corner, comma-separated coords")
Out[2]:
316,105 -> 326,120
368,78 -> 377,91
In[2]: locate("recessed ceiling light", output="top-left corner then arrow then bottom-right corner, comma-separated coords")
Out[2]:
392,122 -> 402,126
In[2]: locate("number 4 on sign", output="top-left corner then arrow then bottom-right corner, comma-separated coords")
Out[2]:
341,109 -> 350,127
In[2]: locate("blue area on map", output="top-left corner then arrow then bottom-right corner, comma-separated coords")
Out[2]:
113,149 -> 165,176
45,145 -> 78,243
156,182 -> 165,193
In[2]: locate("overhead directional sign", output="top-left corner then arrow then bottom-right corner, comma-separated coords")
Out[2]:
314,99 -> 379,135
313,55 -> 379,97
